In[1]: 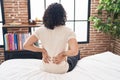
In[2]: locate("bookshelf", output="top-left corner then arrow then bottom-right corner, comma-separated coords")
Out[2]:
2,24 -> 42,60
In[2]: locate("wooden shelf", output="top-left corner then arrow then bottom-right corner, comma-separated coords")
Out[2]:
3,24 -> 41,28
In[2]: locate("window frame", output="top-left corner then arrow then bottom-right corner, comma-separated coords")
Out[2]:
0,0 -> 5,48
27,0 -> 91,44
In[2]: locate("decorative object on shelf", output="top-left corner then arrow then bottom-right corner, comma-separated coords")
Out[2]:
29,17 -> 43,25
29,19 -> 36,25
89,0 -> 120,39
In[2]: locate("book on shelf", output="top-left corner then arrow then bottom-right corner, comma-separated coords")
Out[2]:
14,33 -> 18,50
4,33 -> 30,51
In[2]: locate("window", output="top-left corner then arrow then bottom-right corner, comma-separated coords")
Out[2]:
28,0 -> 91,43
0,0 -> 5,47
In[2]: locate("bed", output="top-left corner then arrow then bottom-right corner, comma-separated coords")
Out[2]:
0,51 -> 120,80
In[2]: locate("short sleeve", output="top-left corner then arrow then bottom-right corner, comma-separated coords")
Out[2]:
33,28 -> 41,39
67,31 -> 76,41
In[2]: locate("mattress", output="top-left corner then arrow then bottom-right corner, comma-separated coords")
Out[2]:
0,51 -> 120,80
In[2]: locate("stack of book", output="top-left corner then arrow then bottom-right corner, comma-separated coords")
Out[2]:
4,33 -> 30,51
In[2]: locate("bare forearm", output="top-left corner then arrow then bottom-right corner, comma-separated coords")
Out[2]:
24,44 -> 43,52
63,38 -> 78,57
63,50 -> 78,57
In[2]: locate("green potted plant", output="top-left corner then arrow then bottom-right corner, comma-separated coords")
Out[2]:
89,0 -> 120,39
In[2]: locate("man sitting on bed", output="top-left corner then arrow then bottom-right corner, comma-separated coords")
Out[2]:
23,3 -> 80,74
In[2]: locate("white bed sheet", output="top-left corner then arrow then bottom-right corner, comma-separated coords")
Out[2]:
0,51 -> 120,80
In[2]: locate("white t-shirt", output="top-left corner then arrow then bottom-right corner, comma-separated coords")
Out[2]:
33,25 -> 76,74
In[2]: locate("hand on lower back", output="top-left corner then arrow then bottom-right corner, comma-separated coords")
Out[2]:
52,52 -> 66,64
42,48 -> 51,63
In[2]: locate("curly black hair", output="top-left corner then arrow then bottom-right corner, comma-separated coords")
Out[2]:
43,3 -> 66,29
